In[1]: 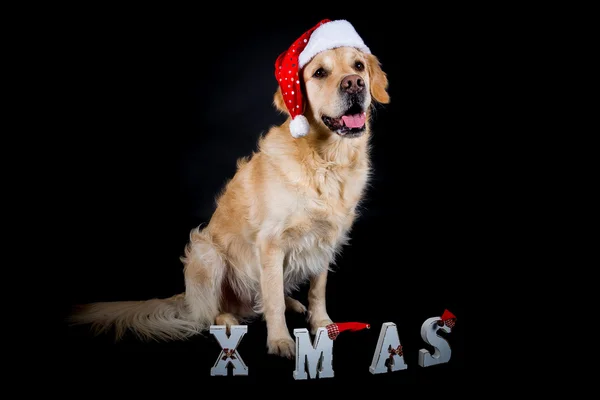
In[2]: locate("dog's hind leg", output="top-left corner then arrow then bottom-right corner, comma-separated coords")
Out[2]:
181,228 -> 226,330
215,313 -> 239,335
285,296 -> 307,314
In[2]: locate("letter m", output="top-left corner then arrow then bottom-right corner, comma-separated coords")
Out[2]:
293,328 -> 334,380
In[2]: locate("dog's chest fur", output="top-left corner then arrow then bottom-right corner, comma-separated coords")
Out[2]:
281,159 -> 369,289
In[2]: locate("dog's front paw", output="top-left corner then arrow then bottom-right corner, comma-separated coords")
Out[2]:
310,318 -> 334,335
267,336 -> 296,359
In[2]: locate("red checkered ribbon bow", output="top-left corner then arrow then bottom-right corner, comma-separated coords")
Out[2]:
389,345 -> 403,359
222,348 -> 236,360
437,309 -> 457,329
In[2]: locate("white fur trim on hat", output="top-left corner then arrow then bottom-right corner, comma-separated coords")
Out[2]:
298,20 -> 371,68
289,115 -> 309,138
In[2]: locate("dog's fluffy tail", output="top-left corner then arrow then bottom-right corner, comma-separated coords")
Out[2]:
68,293 -> 202,341
69,227 -> 226,342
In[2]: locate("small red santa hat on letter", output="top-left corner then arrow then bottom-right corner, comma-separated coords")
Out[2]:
326,322 -> 370,340
437,309 -> 457,329
274,19 -> 371,138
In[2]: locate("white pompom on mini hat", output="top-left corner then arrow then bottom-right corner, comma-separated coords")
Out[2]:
274,19 -> 371,138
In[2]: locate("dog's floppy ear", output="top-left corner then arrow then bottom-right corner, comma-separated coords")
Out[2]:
273,86 -> 289,114
367,54 -> 390,104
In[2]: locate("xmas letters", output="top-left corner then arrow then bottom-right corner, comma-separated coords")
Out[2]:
209,310 -> 457,379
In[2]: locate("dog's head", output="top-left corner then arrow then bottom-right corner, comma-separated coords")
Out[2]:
274,47 -> 389,138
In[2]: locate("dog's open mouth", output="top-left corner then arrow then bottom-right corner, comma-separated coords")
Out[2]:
322,104 -> 367,137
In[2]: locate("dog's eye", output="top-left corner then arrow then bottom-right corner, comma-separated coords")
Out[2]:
313,68 -> 327,78
354,61 -> 365,71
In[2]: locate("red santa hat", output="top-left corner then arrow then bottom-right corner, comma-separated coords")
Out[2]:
274,19 -> 371,138
437,309 -> 457,329
326,322 -> 370,340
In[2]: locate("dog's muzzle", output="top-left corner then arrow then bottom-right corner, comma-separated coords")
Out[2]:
322,75 -> 368,137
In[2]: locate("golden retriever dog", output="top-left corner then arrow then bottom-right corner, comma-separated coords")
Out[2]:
69,19 -> 389,358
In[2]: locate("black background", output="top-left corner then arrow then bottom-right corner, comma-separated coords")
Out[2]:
51,8 -> 474,388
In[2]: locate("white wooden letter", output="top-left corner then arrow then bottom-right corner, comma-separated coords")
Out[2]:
210,325 -> 249,376
293,328 -> 334,380
418,317 -> 452,367
369,322 -> 408,374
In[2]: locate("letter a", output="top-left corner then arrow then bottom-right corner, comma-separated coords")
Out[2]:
369,322 -> 408,374
293,328 -> 334,380
210,325 -> 248,376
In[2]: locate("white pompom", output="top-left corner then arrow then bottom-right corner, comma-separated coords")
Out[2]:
289,115 -> 309,138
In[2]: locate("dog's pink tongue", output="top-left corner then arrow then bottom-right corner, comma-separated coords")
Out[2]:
341,113 -> 366,128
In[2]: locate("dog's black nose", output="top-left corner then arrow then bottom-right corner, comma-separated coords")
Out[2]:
340,74 -> 365,94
